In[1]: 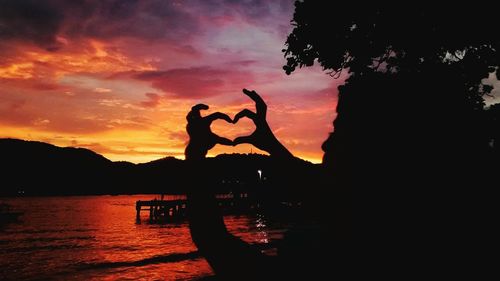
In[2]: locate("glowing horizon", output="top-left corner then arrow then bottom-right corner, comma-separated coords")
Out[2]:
0,0 -> 344,164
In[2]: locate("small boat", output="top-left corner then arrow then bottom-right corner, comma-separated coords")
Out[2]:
0,203 -> 23,224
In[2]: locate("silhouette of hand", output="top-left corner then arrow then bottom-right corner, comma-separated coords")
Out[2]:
233,89 -> 293,159
185,104 -> 234,160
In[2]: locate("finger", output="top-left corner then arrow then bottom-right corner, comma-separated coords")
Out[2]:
221,114 -> 233,123
242,89 -> 262,102
192,104 -> 209,111
219,114 -> 233,123
207,112 -> 232,123
242,89 -> 266,116
234,135 -> 254,145
233,109 -> 256,123
242,88 -> 253,96
215,136 -> 233,146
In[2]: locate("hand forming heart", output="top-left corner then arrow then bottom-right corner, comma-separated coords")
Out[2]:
184,89 -> 293,161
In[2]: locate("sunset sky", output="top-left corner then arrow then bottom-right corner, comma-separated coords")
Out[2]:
0,0 -> 345,163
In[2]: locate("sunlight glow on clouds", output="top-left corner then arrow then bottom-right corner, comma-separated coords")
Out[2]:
0,0 -> 341,163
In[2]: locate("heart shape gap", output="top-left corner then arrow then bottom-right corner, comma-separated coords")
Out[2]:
210,115 -> 255,141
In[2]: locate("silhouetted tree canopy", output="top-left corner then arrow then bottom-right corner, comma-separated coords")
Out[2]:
284,2 -> 500,82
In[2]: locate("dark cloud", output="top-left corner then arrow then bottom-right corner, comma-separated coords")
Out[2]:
134,67 -> 229,98
77,0 -> 200,41
0,0 -> 294,53
0,0 -> 200,49
127,63 -> 255,99
0,0 -> 63,50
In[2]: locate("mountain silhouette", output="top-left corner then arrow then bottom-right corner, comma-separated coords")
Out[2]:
0,138 -> 318,197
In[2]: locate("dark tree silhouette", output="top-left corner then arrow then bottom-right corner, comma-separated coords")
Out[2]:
282,2 -> 499,277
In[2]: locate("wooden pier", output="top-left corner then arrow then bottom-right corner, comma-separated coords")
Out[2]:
136,199 -> 187,223
136,193 -> 251,223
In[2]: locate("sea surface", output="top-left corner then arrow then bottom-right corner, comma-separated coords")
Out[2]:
0,195 -> 291,280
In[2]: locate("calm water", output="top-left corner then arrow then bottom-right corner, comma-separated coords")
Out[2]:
0,195 -> 290,280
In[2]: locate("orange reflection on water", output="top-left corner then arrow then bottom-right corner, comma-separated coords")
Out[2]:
0,195 -> 289,280
0,195 -> 213,280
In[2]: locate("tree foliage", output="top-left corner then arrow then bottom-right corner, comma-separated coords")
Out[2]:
284,2 -> 500,82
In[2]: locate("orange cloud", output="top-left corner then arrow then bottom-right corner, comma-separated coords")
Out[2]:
140,93 -> 162,108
